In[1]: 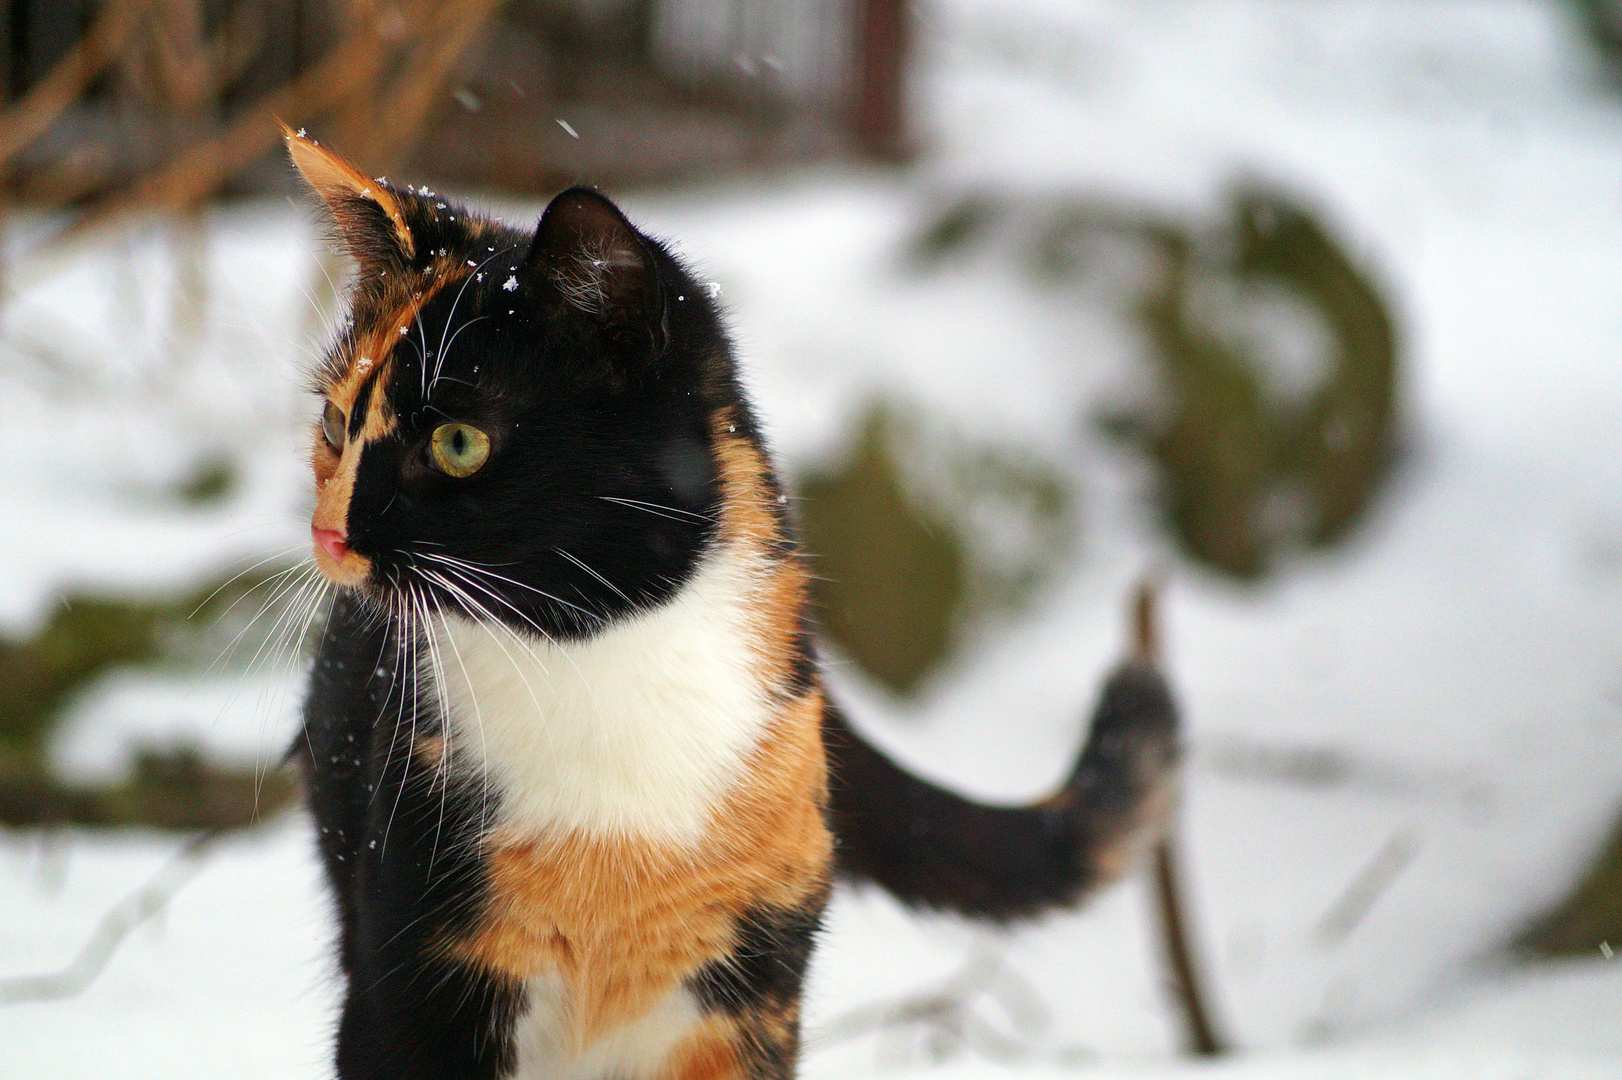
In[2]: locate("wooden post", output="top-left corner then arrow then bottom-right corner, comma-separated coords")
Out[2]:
852,0 -> 908,160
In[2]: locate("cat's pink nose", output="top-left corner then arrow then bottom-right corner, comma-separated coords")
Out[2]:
313,526 -> 348,562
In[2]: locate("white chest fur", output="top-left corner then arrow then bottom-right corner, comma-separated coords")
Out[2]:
432,547 -> 773,845
511,978 -> 702,1080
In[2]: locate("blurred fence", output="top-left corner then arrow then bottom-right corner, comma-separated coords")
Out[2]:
0,0 -> 904,223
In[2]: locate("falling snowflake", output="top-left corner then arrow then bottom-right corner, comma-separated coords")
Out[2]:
356,357 -> 373,372
503,275 -> 519,292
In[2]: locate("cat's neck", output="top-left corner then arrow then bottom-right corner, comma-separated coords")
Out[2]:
433,541 -> 777,847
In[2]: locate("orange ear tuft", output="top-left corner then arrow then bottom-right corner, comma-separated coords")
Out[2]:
282,123 -> 415,259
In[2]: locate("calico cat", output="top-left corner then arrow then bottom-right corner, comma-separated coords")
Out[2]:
285,128 -> 1179,1080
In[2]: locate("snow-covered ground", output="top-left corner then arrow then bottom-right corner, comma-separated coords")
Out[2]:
4,1 -> 1622,1076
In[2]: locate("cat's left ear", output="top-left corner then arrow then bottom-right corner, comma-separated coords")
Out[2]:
525,187 -> 668,364
283,124 -> 415,271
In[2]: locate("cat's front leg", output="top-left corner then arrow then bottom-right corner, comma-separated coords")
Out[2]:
335,958 -> 521,1080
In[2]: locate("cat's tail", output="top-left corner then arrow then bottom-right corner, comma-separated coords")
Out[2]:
823,581 -> 1180,922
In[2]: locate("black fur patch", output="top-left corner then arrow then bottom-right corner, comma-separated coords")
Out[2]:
335,959 -> 522,1080
688,899 -> 825,1017
346,372 -> 378,439
302,594 -> 521,1078
324,189 -> 749,642
689,900 -> 823,1080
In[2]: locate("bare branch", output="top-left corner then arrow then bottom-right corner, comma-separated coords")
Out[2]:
0,0 -> 156,168
809,948 -> 1095,1068
0,832 -> 217,1005
1315,827 -> 1422,946
1152,836 -> 1228,1055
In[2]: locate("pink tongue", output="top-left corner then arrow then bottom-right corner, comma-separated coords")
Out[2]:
313,527 -> 348,561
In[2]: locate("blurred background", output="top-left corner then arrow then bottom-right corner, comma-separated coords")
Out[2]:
1,1 -> 1621,1076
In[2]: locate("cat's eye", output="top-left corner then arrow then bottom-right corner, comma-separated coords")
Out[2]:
321,401 -> 345,450
430,423 -> 491,477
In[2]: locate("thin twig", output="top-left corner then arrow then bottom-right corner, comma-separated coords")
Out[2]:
0,0 -> 155,167
1136,580 -> 1227,1056
809,948 -> 1095,1067
1315,827 -> 1422,946
1153,836 -> 1227,1055
0,832 -> 218,1005
1201,736 -> 1495,816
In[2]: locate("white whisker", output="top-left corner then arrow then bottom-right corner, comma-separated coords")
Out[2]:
418,551 -> 604,628
553,547 -> 635,608
598,496 -> 715,524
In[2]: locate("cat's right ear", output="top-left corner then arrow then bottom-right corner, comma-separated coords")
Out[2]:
283,124 -> 415,271
524,187 -> 668,366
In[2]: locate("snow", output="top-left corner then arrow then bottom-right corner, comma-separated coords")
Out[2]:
5,0 -> 1622,1075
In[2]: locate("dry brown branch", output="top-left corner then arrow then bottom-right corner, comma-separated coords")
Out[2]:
63,19 -> 401,240
360,0 -> 511,167
1153,837 -> 1228,1056
0,0 -> 156,168
41,0 -> 507,252
0,832 -> 217,1005
1135,581 -> 1228,1057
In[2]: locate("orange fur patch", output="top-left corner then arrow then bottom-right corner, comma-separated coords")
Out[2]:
710,411 -> 781,549
452,683 -> 831,1045
708,412 -> 813,699
659,1019 -> 746,1080
284,125 -> 414,257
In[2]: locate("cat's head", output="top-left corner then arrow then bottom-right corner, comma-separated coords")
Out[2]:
287,130 -> 768,640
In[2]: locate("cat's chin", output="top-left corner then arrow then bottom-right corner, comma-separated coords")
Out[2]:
312,544 -> 374,590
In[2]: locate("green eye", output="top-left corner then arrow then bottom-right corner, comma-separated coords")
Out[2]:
430,423 -> 491,477
321,401 -> 345,450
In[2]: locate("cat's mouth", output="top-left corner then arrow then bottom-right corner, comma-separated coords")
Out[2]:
311,524 -> 373,589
